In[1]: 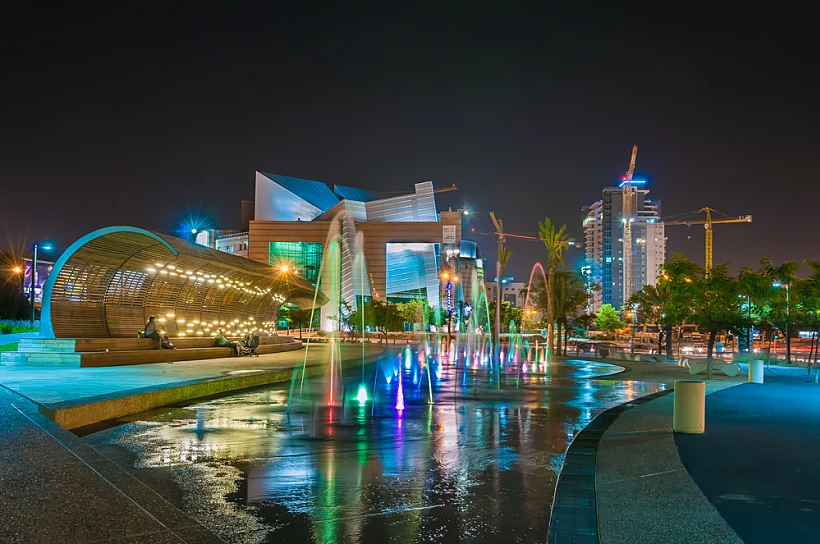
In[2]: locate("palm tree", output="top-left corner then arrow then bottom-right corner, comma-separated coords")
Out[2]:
552,271 -> 587,355
538,217 -> 572,360
495,246 -> 513,339
493,246 -> 512,388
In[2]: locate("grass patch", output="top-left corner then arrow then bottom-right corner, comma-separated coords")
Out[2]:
0,319 -> 39,334
0,342 -> 18,352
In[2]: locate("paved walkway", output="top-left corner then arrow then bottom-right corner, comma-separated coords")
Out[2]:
0,386 -> 224,543
0,343 -> 390,543
676,365 -> 820,543
595,384 -> 742,543
0,343 -> 342,405
0,343 -> 384,429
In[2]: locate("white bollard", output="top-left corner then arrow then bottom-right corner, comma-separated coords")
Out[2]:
748,359 -> 764,384
673,380 -> 706,434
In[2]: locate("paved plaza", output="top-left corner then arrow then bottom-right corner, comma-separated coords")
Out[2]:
2,350 -> 819,542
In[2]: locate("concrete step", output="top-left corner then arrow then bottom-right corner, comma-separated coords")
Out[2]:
18,339 -> 77,352
16,347 -> 79,354
0,351 -> 82,367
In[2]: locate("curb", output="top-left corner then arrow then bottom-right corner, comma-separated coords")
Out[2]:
547,389 -> 673,543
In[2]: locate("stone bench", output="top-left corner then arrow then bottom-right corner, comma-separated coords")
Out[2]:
681,357 -> 741,377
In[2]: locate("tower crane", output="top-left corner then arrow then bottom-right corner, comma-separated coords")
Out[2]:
621,145 -> 638,306
663,207 -> 752,269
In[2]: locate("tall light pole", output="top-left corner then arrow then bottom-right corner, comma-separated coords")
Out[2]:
773,282 -> 791,364
29,242 -> 53,325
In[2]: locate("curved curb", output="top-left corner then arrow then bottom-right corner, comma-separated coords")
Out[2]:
547,389 -> 673,543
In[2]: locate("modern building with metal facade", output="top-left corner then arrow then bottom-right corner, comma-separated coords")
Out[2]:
246,172 -> 482,329
40,226 -> 323,339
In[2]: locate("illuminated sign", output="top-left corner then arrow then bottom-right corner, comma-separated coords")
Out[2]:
442,225 -> 457,243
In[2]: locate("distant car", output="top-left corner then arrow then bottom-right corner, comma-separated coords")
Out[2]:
682,343 -> 706,354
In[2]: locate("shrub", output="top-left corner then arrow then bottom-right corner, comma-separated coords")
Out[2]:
0,319 -> 39,334
316,330 -> 328,337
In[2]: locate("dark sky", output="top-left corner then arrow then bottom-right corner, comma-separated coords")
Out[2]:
2,4 -> 818,278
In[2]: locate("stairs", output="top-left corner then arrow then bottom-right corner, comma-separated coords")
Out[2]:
1,339 -> 82,367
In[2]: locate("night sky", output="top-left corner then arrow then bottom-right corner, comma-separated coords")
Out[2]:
2,5 -> 818,278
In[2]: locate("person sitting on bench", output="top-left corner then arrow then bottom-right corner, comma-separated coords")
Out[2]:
144,316 -> 174,349
215,329 -> 240,356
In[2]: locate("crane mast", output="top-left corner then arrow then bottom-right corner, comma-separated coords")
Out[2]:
622,145 -> 638,307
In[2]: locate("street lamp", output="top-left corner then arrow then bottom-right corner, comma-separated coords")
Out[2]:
11,266 -> 24,293
30,242 -> 54,325
772,282 -> 791,364
738,293 -> 753,353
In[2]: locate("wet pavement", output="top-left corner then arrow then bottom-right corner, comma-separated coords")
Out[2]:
85,354 -> 666,543
676,372 -> 820,544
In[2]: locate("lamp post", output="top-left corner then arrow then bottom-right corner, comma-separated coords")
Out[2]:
29,243 -> 54,325
738,293 -> 753,353
773,282 -> 791,364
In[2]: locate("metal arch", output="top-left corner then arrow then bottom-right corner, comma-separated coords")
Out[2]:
40,226 -> 179,339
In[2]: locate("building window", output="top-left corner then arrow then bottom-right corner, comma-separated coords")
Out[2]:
269,242 -> 322,284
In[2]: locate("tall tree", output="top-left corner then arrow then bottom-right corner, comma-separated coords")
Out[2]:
659,254 -> 700,358
760,258 -> 800,363
737,266 -> 771,353
797,261 -> 820,370
552,271 -> 588,356
495,247 -> 513,338
688,264 -> 745,379
627,284 -> 670,356
538,217 -> 572,360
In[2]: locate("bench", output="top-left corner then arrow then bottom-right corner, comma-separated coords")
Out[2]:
681,358 -> 741,377
79,336 -> 303,367
3,336 -> 303,368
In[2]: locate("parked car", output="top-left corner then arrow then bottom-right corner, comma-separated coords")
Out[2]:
682,343 -> 706,355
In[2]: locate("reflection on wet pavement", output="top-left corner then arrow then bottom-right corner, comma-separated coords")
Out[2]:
86,357 -> 664,543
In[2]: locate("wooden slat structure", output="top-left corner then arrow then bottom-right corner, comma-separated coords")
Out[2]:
40,226 -> 327,339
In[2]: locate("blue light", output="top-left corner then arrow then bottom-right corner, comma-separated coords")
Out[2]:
619,179 -> 647,188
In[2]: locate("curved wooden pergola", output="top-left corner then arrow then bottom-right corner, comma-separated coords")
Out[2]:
40,226 -> 326,339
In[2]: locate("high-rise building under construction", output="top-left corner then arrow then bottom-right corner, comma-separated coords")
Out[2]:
582,152 -> 665,312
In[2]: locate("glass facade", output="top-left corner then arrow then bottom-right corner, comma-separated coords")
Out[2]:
269,242 -> 323,285
385,243 -> 440,304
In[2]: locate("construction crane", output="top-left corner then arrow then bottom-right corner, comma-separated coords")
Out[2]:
621,145 -> 638,306
663,207 -> 752,269
434,184 -> 458,194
